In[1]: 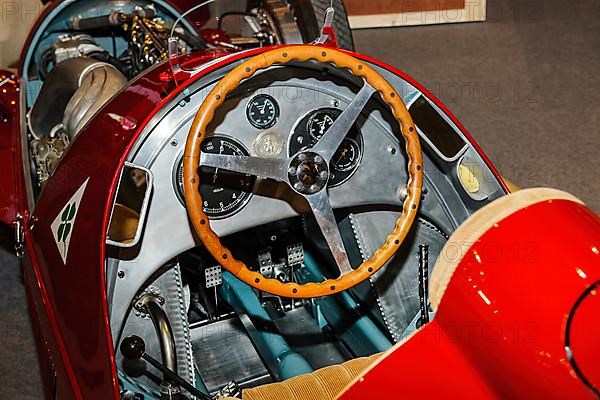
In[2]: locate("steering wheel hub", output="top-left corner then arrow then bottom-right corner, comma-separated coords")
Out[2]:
288,151 -> 329,194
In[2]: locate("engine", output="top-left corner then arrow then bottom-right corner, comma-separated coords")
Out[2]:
24,0 -> 318,189
26,5 -> 201,187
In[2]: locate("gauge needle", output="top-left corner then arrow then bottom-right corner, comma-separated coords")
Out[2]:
259,102 -> 267,114
213,146 -> 224,184
319,121 -> 327,136
335,148 -> 348,165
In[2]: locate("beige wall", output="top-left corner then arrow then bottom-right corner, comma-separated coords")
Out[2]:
0,0 -> 43,67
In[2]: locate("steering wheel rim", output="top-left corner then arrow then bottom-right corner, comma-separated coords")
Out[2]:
183,45 -> 423,298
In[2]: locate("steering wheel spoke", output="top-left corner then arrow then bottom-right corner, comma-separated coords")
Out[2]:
312,82 -> 376,162
305,190 -> 353,276
200,153 -> 289,181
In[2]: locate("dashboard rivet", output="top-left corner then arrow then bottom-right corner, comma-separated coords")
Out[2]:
314,155 -> 323,163
309,184 -> 318,192
296,136 -> 304,144
297,153 -> 306,161
118,271 -> 125,279
319,171 -> 328,179
170,139 -> 178,147
288,166 -> 297,175
294,182 -> 303,191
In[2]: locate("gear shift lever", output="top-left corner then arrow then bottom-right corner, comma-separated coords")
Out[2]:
120,335 -> 212,400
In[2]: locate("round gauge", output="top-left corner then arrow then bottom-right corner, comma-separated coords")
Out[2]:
331,138 -> 360,172
307,110 -> 336,141
289,108 -> 363,187
175,136 -> 255,218
246,94 -> 279,129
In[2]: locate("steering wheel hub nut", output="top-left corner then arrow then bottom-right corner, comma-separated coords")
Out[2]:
288,151 -> 329,194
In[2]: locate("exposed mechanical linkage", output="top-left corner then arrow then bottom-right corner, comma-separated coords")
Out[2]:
120,335 -> 211,400
417,244 -> 430,327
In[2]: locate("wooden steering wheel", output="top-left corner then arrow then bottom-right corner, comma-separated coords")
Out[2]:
184,45 -> 423,298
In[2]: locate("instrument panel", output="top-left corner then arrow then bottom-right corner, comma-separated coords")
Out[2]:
176,96 -> 365,220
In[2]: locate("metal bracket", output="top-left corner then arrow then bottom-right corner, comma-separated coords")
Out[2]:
313,7 -> 339,48
417,244 -> 430,327
14,214 -> 24,258
217,381 -> 242,399
133,291 -> 165,316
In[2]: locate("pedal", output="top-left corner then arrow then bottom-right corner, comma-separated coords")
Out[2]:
205,266 -> 222,288
258,250 -> 274,278
286,243 -> 304,267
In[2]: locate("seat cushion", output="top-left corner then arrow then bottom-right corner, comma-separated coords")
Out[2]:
240,353 -> 382,400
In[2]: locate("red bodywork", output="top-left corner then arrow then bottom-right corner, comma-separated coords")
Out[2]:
340,198 -> 600,399
0,70 -> 27,225
1,2 -> 597,399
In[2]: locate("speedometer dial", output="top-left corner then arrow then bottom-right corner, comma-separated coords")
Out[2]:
176,136 -> 254,219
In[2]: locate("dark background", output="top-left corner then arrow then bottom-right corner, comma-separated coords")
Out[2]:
1,0 -> 598,397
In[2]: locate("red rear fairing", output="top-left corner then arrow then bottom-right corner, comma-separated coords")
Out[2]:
341,197 -> 600,399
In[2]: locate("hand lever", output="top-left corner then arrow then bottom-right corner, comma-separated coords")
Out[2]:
313,7 -> 339,47
120,335 -> 213,400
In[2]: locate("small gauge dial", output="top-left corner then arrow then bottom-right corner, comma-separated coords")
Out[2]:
331,138 -> 360,172
246,94 -> 279,129
308,111 -> 336,141
289,108 -> 363,187
176,136 -> 254,218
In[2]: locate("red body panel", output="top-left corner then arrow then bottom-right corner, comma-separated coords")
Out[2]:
341,199 -> 600,399
0,70 -> 28,225
22,48 -> 267,399
568,281 -> 600,393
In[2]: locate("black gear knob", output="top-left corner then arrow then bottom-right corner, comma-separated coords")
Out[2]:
120,335 -> 146,360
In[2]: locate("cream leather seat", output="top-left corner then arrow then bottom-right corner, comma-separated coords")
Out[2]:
108,204 -> 140,243
238,353 -> 382,400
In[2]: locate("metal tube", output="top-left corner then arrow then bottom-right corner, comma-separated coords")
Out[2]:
138,295 -> 178,378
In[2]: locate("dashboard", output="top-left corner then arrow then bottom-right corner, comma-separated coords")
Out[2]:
107,56 -> 506,336
173,100 -> 365,218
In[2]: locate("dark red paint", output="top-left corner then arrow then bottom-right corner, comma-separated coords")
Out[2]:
0,70 -> 27,225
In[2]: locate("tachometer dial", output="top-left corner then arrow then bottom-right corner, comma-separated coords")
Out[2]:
246,94 -> 279,129
289,108 -> 363,187
176,136 -> 254,218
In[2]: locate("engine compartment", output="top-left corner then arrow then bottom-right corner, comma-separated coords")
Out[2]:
22,0 -> 315,190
